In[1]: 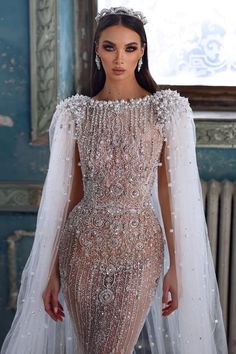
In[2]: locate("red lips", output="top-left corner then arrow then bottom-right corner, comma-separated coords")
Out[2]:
112,68 -> 126,75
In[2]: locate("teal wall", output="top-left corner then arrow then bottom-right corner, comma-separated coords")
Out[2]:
197,148 -> 236,181
58,0 -> 75,98
0,0 -> 75,347
0,0 -> 49,182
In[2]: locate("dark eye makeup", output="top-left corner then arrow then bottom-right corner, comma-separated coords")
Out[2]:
102,44 -> 138,52
126,46 -> 138,52
102,44 -> 114,51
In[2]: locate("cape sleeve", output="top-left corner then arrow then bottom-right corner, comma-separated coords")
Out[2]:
143,90 -> 228,354
1,99 -> 78,354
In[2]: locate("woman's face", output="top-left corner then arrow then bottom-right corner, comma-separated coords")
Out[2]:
96,24 -> 145,80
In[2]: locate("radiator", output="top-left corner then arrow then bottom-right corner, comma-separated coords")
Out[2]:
201,179 -> 236,354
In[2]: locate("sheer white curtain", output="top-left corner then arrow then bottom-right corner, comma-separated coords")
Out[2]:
98,0 -> 236,86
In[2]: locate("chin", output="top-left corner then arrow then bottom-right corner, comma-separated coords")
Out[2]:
106,74 -> 127,81
109,71 -> 133,80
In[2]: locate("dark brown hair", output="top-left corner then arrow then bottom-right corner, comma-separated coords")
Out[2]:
90,13 -> 159,97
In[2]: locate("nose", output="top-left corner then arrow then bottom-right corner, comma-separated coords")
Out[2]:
114,49 -> 124,64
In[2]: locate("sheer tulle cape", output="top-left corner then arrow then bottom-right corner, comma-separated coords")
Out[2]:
1,91 -> 228,354
1,105 -> 78,353
140,95 -> 228,354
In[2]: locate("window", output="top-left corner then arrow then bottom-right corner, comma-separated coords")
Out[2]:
98,0 -> 236,111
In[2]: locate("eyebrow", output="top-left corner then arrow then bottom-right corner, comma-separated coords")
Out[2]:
102,40 -> 139,46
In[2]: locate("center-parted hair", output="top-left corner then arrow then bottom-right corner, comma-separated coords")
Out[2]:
90,14 -> 159,97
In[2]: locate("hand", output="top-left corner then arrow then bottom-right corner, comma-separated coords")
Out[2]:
162,267 -> 178,316
42,273 -> 65,322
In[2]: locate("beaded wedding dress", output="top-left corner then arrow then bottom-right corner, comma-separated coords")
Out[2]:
1,90 -> 228,354
58,92 -> 165,353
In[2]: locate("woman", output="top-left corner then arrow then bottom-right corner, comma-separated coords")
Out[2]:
1,6 -> 228,354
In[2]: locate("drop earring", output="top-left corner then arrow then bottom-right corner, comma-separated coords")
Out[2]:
137,57 -> 143,72
95,54 -> 101,70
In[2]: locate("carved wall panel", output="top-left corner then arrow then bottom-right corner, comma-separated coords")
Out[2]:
30,0 -> 58,144
6,230 -> 35,309
0,183 -> 42,212
195,120 -> 236,148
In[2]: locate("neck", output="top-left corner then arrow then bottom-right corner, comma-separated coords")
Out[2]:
100,78 -> 146,101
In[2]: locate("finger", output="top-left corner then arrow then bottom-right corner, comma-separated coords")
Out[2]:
43,291 -> 64,321
58,301 -> 64,312
57,309 -> 65,317
163,306 -> 176,316
52,295 -> 66,321
44,294 -> 60,321
170,289 -> 178,309
55,300 -> 65,319
54,314 -> 64,321
162,301 -> 172,309
162,300 -> 178,316
47,309 -> 59,321
45,303 -> 59,321
162,310 -> 172,316
162,302 -> 172,312
51,292 -> 59,315
162,304 -> 173,316
44,293 -> 55,318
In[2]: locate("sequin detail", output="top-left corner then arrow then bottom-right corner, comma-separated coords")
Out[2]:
58,89 -> 187,354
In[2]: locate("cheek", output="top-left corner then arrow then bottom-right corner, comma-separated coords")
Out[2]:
126,54 -> 140,66
100,52 -> 113,65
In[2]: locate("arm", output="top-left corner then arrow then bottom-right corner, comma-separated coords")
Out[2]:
67,142 -> 84,215
158,141 -> 178,316
51,142 -> 84,278
158,141 -> 176,269
43,142 -> 84,321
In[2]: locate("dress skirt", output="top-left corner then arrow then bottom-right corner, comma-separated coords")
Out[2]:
58,198 -> 164,354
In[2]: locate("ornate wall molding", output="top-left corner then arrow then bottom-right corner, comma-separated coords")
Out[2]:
6,230 -> 35,309
0,183 -> 42,212
195,120 -> 236,148
30,0 -> 58,144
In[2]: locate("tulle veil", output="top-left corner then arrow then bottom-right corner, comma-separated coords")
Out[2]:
134,93 -> 228,354
1,91 -> 228,354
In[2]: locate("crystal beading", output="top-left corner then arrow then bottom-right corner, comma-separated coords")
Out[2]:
57,89 -> 190,353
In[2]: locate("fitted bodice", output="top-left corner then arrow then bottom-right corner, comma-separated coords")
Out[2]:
63,91 -> 176,211
77,99 -> 164,210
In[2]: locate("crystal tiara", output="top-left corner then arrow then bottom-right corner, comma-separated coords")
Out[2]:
95,7 -> 148,26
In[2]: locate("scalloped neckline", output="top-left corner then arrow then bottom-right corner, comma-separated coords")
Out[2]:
79,91 -> 161,106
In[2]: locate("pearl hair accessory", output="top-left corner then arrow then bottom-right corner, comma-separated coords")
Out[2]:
95,6 -> 148,26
